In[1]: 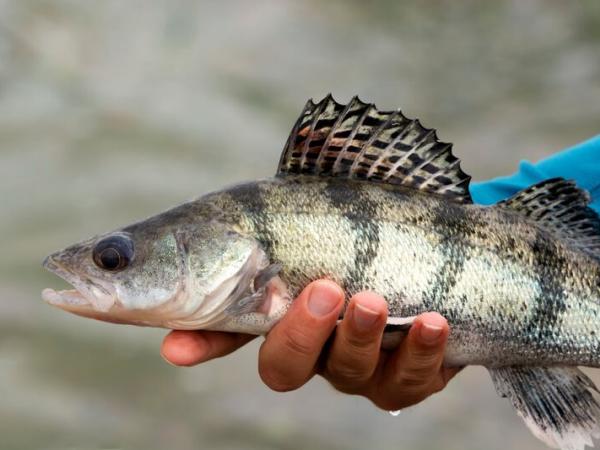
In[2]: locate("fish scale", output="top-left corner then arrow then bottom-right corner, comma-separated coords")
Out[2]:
42,96 -> 600,450
218,177 -> 600,368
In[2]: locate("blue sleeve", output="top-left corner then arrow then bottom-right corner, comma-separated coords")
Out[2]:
470,134 -> 600,213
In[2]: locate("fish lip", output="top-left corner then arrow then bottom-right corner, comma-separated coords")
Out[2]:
42,287 -> 89,309
42,254 -> 116,311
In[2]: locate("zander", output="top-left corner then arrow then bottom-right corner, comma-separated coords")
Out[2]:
42,96 -> 600,450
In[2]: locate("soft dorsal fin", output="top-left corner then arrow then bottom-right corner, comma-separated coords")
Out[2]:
277,95 -> 472,203
497,178 -> 600,260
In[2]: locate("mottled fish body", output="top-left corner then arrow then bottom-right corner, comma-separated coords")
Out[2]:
43,96 -> 600,450
206,176 -> 600,368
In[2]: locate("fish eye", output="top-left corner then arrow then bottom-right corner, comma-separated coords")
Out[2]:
93,235 -> 134,271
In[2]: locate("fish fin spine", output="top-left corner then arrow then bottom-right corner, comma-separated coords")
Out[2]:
496,178 -> 600,261
277,94 -> 472,203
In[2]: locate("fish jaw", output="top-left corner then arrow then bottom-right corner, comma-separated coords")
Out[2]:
42,256 -> 176,326
42,287 -> 88,308
42,254 -> 117,314
41,287 -> 135,324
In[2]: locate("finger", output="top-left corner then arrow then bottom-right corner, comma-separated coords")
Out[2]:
323,292 -> 388,392
258,279 -> 344,392
161,330 -> 255,367
378,312 -> 449,408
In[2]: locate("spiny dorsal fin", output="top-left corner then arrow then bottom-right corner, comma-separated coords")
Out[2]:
497,178 -> 600,260
277,95 -> 472,203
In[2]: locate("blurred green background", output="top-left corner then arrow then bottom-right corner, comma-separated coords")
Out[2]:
1,1 -> 600,449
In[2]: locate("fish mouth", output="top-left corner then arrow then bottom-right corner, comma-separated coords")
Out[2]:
42,255 -> 116,312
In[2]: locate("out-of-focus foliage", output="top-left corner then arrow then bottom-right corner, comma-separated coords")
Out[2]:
0,1 -> 599,449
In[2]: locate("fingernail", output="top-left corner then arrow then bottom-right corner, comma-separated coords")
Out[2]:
419,323 -> 443,344
307,283 -> 340,317
353,303 -> 380,331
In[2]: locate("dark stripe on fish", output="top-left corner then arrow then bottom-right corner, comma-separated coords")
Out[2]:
422,203 -> 487,315
323,179 -> 363,211
175,231 -> 189,293
346,220 -> 380,294
324,181 -> 381,294
227,183 -> 277,257
524,231 -> 568,347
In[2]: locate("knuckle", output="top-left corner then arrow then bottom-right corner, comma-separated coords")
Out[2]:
282,324 -> 316,358
324,334 -> 379,386
395,367 -> 436,389
407,347 -> 443,371
326,360 -> 371,385
409,357 -> 439,374
344,331 -> 375,351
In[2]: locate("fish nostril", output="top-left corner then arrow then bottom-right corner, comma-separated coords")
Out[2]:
42,253 -> 69,276
43,253 -> 64,270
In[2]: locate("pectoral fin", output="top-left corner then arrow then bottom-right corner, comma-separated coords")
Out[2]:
253,263 -> 283,291
489,366 -> 600,450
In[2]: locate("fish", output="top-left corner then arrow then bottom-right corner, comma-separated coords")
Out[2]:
42,95 -> 600,450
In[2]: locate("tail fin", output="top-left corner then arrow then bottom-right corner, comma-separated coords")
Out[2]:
496,178 -> 600,261
489,366 -> 600,450
492,180 -> 600,450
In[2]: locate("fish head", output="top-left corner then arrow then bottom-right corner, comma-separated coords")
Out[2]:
42,207 -> 291,333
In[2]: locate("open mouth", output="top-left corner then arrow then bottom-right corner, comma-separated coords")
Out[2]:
42,287 -> 89,308
42,255 -> 115,312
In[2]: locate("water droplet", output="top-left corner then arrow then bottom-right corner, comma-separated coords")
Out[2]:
389,409 -> 401,416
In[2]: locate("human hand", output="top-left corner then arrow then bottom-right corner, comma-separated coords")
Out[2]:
161,280 -> 460,411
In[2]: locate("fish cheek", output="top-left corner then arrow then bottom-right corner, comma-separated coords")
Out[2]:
187,230 -> 259,292
115,234 -> 182,310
